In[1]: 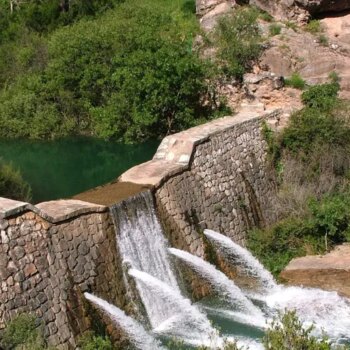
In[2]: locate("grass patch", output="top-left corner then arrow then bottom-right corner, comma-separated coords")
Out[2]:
284,73 -> 306,90
318,34 -> 328,46
269,23 -> 282,36
305,19 -> 322,34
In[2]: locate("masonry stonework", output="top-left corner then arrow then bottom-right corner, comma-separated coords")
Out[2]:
0,201 -> 127,349
155,117 -> 277,258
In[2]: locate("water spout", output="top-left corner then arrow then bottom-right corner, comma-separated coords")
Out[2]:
168,247 -> 266,328
129,268 -> 217,345
84,293 -> 164,350
204,229 -> 277,293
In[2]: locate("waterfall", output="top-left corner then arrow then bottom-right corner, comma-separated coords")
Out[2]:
168,248 -> 266,328
84,293 -> 165,350
204,229 -> 277,292
110,191 -> 217,346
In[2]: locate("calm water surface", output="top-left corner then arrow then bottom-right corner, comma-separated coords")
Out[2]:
0,138 -> 159,203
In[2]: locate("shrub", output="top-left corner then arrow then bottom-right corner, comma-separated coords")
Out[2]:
309,193 -> 350,250
284,73 -> 306,90
1,314 -> 45,350
305,19 -> 322,34
0,159 -> 32,201
247,217 -> 324,277
263,310 -> 333,350
215,6 -> 262,79
269,23 -> 282,36
301,82 -> 339,110
259,10 -> 273,22
78,331 -> 113,350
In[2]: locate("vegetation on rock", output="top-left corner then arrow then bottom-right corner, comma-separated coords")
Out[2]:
0,159 -> 31,201
249,81 -> 350,277
214,6 -> 262,80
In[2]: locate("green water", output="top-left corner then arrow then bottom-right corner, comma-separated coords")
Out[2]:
0,138 -> 159,203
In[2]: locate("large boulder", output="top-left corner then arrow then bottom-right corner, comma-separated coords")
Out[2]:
280,244 -> 350,298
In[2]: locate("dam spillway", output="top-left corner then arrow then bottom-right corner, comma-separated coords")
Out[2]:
1,111 -> 349,348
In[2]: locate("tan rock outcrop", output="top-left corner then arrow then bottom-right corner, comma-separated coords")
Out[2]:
280,244 -> 350,298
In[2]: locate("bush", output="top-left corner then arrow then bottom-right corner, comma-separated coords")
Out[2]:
247,217 -> 324,277
301,82 -> 339,110
284,73 -> 306,90
269,23 -> 282,36
78,331 -> 112,350
0,159 -> 32,201
1,314 -> 45,350
0,0 -> 224,142
309,193 -> 350,250
263,310 -> 333,350
215,6 -> 262,79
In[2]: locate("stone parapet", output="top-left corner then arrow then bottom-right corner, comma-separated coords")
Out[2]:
120,110 -> 280,188
120,110 -> 281,260
0,197 -> 107,222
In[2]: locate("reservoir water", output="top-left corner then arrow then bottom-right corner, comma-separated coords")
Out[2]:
0,137 -> 158,203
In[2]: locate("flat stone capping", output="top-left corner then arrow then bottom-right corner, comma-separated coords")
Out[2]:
73,181 -> 152,206
0,197 -> 36,219
120,109 -> 280,187
36,200 -> 107,223
0,197 -> 107,223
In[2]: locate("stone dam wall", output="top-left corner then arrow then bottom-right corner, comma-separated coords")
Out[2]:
0,110 -> 281,348
121,110 -> 280,258
0,200 -> 128,348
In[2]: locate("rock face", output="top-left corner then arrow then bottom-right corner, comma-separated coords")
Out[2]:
280,244 -> 350,298
260,21 -> 350,99
251,0 -> 350,21
196,0 -> 235,31
196,0 -> 350,25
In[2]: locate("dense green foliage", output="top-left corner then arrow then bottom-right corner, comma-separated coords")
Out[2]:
263,311 -> 334,350
247,192 -> 350,276
248,82 -> 350,276
214,6 -> 262,79
0,0 -> 225,142
0,159 -> 31,201
78,331 -> 113,350
1,315 -> 112,350
1,313 -> 45,350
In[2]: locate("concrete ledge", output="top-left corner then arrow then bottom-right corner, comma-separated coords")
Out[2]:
120,109 -> 281,187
